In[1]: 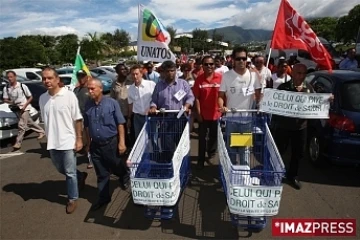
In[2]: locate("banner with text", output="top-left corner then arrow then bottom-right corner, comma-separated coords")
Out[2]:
131,177 -> 181,206
228,185 -> 283,216
137,5 -> 176,63
260,89 -> 331,119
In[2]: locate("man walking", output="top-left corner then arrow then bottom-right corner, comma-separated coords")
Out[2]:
192,56 -> 222,169
39,68 -> 87,214
149,60 -> 194,162
271,64 -> 315,190
218,47 -> 262,165
3,71 -> 45,149
73,70 -> 93,169
84,79 -> 128,211
127,65 -> 156,139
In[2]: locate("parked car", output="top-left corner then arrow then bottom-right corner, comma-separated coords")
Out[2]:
2,68 -> 43,81
57,73 -> 112,93
91,67 -> 117,81
0,77 -> 47,110
306,70 -> 360,166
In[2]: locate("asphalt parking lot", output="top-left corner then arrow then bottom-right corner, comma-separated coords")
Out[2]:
0,131 -> 359,239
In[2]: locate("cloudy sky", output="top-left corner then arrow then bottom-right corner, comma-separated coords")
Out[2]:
0,0 -> 357,40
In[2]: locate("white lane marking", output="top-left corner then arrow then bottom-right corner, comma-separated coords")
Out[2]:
0,152 -> 25,159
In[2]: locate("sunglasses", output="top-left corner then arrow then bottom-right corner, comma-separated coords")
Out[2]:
203,63 -> 215,67
234,57 -> 247,62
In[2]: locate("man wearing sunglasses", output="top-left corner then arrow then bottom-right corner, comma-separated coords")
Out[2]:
193,56 -> 222,169
218,47 -> 262,165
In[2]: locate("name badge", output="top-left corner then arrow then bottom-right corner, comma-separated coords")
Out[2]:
242,86 -> 254,96
174,89 -> 186,101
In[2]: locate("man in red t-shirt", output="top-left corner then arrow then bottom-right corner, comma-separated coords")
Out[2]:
192,56 -> 222,169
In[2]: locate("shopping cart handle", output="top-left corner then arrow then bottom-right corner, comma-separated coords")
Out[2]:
156,108 -> 181,113
226,109 -> 263,113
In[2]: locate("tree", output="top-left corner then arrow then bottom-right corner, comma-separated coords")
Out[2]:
166,26 -> 177,48
335,4 -> 360,43
83,32 -> 110,65
192,28 -> 208,52
112,29 -> 130,52
307,17 -> 338,41
55,34 -> 79,63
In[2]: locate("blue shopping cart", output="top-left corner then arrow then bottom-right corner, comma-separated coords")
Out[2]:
218,109 -> 286,231
128,109 -> 191,220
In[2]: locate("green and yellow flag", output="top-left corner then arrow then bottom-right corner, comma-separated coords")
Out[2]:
71,47 -> 90,86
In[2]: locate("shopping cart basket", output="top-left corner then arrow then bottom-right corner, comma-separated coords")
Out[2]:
218,109 -> 285,231
128,109 -> 191,220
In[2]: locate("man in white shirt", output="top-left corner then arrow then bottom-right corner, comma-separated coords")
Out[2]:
254,55 -> 272,92
3,71 -> 45,149
128,64 -> 156,139
39,67 -> 87,214
214,55 -> 229,75
218,47 -> 262,165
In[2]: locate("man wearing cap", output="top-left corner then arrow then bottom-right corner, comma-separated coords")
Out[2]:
144,62 -> 160,83
74,70 -> 93,169
149,60 -> 195,162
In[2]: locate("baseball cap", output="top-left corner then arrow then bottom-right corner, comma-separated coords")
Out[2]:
279,56 -> 286,60
76,70 -> 87,78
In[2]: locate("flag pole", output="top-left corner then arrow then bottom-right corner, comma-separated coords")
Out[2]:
266,48 -> 272,68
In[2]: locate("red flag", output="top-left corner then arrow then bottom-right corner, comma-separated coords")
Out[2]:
271,0 -> 333,71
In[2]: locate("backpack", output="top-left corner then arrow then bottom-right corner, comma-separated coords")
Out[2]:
6,83 -> 30,99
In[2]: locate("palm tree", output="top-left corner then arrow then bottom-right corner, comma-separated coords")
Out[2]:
86,32 -> 110,66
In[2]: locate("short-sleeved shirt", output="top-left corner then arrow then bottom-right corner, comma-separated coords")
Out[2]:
258,66 -> 272,91
39,88 -> 83,150
128,79 -> 156,115
73,86 -> 90,115
144,71 -> 160,83
110,79 -> 132,117
271,73 -> 291,89
192,72 -> 222,120
271,80 -> 315,130
3,82 -> 32,110
150,78 -> 195,110
219,69 -> 261,111
339,58 -> 358,70
84,96 -> 125,143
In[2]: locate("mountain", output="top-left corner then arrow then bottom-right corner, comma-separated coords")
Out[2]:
206,25 -> 272,43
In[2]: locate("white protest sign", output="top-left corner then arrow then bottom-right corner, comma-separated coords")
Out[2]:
228,185 -> 283,216
260,88 -> 331,119
137,5 -> 176,63
131,176 -> 181,206
172,123 -> 190,173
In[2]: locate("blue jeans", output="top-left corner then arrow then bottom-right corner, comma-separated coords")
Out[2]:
133,113 -> 146,140
49,149 -> 81,200
226,122 -> 252,165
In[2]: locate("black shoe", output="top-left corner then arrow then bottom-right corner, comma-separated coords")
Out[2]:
119,179 -> 130,190
288,177 -> 302,190
90,200 -> 111,211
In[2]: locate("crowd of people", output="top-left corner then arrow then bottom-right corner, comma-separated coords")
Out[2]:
3,45 -> 341,214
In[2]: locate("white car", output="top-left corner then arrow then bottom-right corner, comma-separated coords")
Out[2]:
0,103 -> 40,140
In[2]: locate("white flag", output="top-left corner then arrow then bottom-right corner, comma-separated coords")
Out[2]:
137,4 -> 176,63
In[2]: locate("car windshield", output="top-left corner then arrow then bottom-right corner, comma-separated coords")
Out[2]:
341,80 -> 360,112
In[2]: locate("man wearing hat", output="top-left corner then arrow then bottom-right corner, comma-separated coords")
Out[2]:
74,70 -> 93,169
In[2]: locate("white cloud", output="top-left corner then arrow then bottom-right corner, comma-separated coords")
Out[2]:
228,0 -> 358,30
0,0 -> 358,39
20,26 -> 78,36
